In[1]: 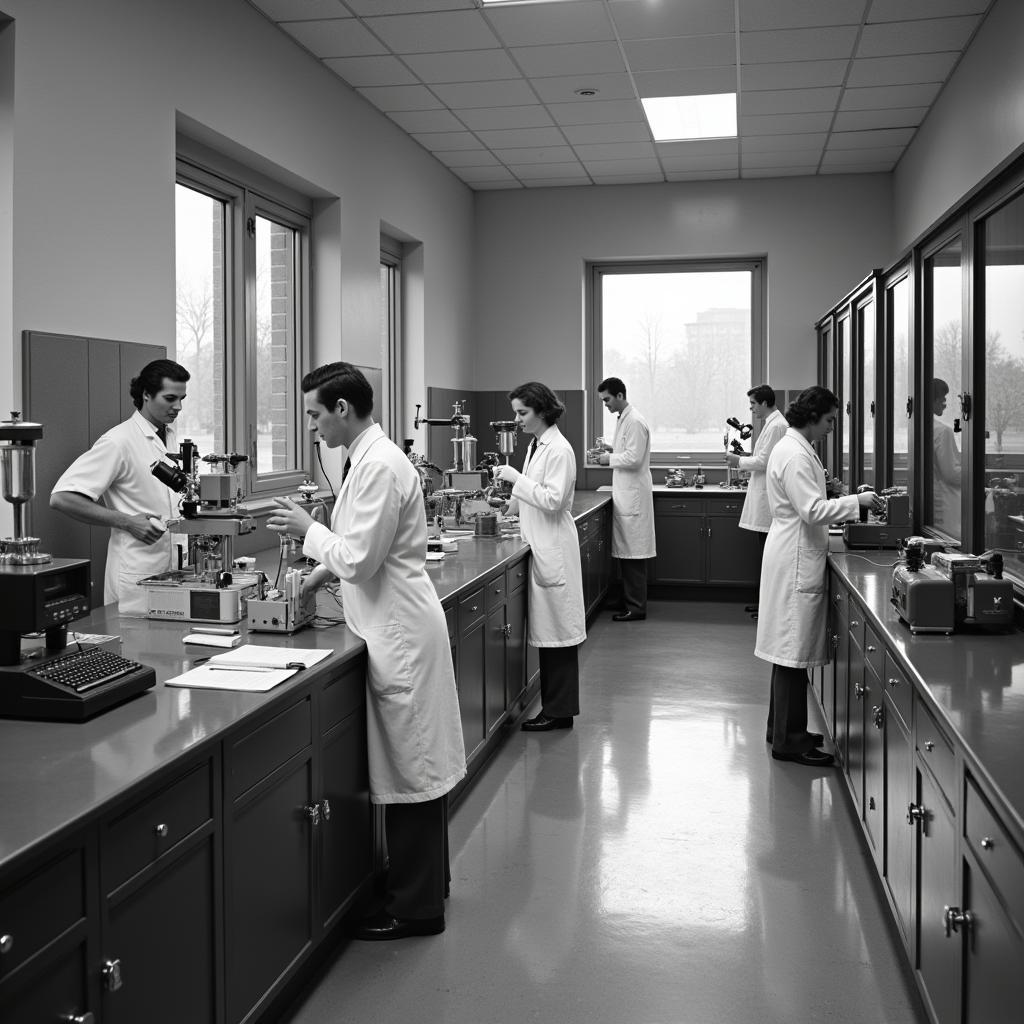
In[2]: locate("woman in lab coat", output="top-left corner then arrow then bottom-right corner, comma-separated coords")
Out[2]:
493,382 -> 586,732
754,386 -> 880,767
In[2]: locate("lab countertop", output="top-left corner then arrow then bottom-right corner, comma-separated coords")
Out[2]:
829,544 -> 1024,839
598,484 -> 749,496
0,492 -> 610,873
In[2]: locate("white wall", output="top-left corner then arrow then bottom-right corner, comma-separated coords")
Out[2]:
472,174 -> 892,391
0,0 -> 475,452
893,0 -> 1024,251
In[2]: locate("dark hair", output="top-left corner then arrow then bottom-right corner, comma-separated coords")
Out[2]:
933,378 -> 949,402
130,359 -> 190,409
508,381 -> 564,426
785,386 -> 839,428
598,376 -> 626,398
747,383 -> 776,407
302,362 -> 374,418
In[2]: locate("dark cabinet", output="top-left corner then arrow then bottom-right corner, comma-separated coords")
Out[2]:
652,501 -> 704,584
884,686 -> 915,946
862,660 -> 884,868
485,598 -> 507,737
505,574 -> 528,709
846,627 -> 866,809
705,512 -> 762,585
577,506 -> 612,616
457,586 -> 487,759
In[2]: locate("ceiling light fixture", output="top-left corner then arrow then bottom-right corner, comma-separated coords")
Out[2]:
575,88 -> 598,97
642,93 -> 738,142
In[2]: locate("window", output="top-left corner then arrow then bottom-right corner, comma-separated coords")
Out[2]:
174,151 -> 310,499
588,260 -> 764,458
379,240 -> 403,439
887,271 -> 912,487
858,297 -> 876,488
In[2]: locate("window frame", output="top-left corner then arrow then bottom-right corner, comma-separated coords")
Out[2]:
586,257 -> 766,463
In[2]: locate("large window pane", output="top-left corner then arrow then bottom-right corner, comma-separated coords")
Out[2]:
889,277 -> 911,486
174,183 -> 226,455
926,239 -> 963,541
839,314 -> 851,488
982,190 -> 1024,576
598,267 -> 754,453
860,301 -> 875,487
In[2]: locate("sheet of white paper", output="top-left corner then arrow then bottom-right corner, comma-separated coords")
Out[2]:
165,664 -> 298,692
207,644 -> 331,670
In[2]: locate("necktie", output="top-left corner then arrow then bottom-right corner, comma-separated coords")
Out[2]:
342,456 -> 352,484
527,437 -> 538,461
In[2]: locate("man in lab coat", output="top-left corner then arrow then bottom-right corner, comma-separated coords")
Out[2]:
593,377 -> 656,621
267,362 -> 466,940
932,378 -> 961,539
50,359 -> 190,614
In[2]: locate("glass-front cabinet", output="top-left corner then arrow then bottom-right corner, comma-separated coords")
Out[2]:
886,267 -> 912,489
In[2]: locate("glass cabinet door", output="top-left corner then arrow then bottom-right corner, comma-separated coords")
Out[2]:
925,237 -> 964,543
981,189 -> 1024,577
888,275 -> 911,487
839,313 -> 852,490
858,298 -> 876,488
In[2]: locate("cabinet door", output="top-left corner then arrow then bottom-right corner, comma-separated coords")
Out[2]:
103,839 -> 217,1024
652,514 -> 704,584
505,584 -> 527,709
863,662 -> 884,867
846,635 -> 866,813
457,617 -> 486,758
705,514 -> 761,585
0,941 -> 92,1024
916,770 -> 959,1024
485,603 -> 506,736
884,705 -> 915,947
319,709 -> 371,932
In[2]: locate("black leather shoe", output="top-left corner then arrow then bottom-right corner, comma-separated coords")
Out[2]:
521,713 -> 573,732
767,732 -> 823,747
349,912 -> 445,941
771,747 -> 835,767
612,611 -> 646,621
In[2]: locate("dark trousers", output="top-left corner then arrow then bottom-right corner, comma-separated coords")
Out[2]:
538,644 -> 580,718
383,794 -> 448,920
618,558 -> 648,614
767,664 -> 817,754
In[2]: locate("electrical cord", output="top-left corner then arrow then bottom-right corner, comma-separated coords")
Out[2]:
314,441 -> 336,501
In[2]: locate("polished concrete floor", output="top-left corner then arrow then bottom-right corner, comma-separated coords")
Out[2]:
284,601 -> 927,1024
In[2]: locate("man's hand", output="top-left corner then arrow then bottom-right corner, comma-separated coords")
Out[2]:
123,513 -> 166,545
267,497 -> 317,541
725,453 -> 740,469
597,453 -> 610,466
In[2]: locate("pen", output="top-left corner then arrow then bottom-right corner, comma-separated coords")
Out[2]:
206,665 -> 278,673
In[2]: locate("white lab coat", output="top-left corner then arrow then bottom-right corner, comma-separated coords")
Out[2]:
303,424 -> 466,804
511,425 -> 586,647
608,404 -> 656,559
737,408 -> 788,533
933,415 -> 961,538
754,429 -> 861,669
51,411 -> 181,615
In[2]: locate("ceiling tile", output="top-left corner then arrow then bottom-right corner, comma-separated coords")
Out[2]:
740,112 -> 833,134
589,172 -> 666,185
346,0 -> 477,14
580,156 -> 662,174
857,16 -> 980,57
660,152 -> 740,172
451,164 -> 520,181
840,82 -> 942,109
742,132 -> 827,152
821,145 -> 906,164
609,0 -> 737,39
491,145 -> 578,164
741,59 -> 847,90
832,106 -> 928,131
657,138 -> 740,158
867,0 -> 990,23
387,108 -> 466,132
846,52 -> 959,87
510,41 -> 628,78
357,84 -> 444,112
562,122 -> 652,145
522,177 -> 594,187
741,26 -> 860,63
739,0 -> 866,30
454,105 -> 554,131
402,49 -> 521,83
743,166 -> 819,177
623,35 -> 737,73
740,88 -> 840,115
410,131 -> 483,152
829,126 -> 916,148
366,11 -> 500,54
434,149 -> 498,168
486,1 -> 614,47
573,141 -> 657,162
634,68 -> 737,98
431,79 -> 537,108
743,149 -> 824,167
531,73 -> 635,104
546,99 -> 645,126
322,55 -> 418,87
475,126 -> 568,148
820,163 -> 895,173
251,0 -> 352,21
665,168 -> 739,181
508,161 -> 588,179
280,18 -> 385,57
468,180 -> 524,189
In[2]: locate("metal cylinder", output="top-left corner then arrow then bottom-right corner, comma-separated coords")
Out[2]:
490,421 -> 518,457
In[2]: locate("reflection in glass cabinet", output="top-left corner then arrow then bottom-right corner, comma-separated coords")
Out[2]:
889,276 -> 911,487
859,299 -> 876,487
982,190 -> 1024,579
840,313 -> 851,489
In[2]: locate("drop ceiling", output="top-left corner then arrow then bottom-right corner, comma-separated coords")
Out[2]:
247,0 -> 994,190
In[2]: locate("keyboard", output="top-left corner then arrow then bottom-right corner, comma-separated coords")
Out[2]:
32,647 -> 145,693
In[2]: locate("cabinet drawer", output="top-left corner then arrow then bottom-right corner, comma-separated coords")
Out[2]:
104,760 -> 213,891
830,582 -> 851,633
320,659 -> 365,734
228,696 -> 312,799
576,516 -> 594,541
863,622 -> 884,681
964,777 -> 1024,925
444,602 -> 456,641
0,847 -> 86,978
484,572 -> 506,613
847,608 -> 865,652
883,652 -> 913,731
459,586 -> 486,631
655,498 -> 703,515
711,498 -> 745,515
917,703 -> 956,803
506,557 -> 529,593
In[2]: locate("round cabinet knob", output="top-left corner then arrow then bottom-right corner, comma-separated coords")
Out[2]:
981,836 -> 994,850
154,823 -> 169,838
0,933 -> 13,954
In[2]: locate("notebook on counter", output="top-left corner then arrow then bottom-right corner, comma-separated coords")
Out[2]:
166,645 -> 331,692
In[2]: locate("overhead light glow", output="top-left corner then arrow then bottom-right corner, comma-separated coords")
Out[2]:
642,94 -> 738,142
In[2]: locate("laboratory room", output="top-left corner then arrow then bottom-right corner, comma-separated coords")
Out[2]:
2,0 -> 1024,1021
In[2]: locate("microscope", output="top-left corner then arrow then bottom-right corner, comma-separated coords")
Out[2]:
723,416 -> 753,488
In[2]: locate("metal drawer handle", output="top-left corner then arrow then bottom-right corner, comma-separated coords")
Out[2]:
907,802 -> 926,825
850,620 -> 861,627
867,645 -> 877,653
854,683 -> 867,699
924,740 -> 935,752
102,958 -> 123,992
62,1014 -> 95,1024
872,705 -> 883,729
305,803 -> 321,827
943,905 -> 973,937
321,798 -> 331,821
154,823 -> 169,838
0,933 -> 12,954
888,677 -> 901,688
470,604 -> 478,612
980,836 -> 994,850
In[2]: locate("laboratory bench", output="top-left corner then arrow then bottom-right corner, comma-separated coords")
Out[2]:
0,494 -> 611,1024
823,546 -> 1024,1024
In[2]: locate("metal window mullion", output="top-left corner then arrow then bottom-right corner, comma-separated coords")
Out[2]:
241,192 -> 258,490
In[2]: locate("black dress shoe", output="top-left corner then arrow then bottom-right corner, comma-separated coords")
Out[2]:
349,911 -> 445,941
612,611 -> 646,621
767,732 -> 823,747
771,747 -> 835,767
521,713 -> 573,732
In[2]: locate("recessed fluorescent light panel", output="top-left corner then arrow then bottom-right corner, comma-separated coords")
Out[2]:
642,94 -> 738,142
